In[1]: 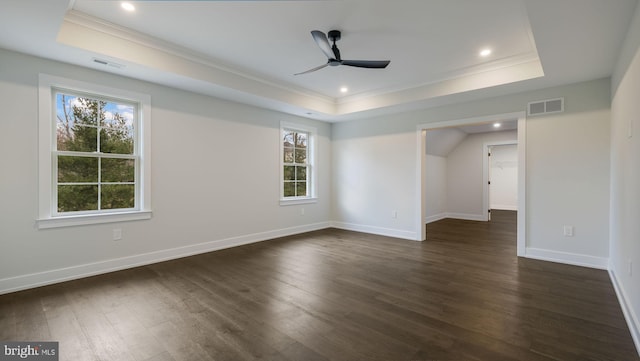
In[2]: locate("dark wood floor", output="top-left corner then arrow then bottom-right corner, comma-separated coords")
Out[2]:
0,210 -> 638,361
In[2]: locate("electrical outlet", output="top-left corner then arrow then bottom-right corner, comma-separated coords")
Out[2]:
113,228 -> 122,241
563,225 -> 574,237
392,210 -> 398,219
300,208 -> 305,216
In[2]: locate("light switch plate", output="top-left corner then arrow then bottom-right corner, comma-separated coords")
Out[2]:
563,225 -> 574,237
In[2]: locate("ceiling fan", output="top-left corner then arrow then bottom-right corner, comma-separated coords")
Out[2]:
295,30 -> 391,75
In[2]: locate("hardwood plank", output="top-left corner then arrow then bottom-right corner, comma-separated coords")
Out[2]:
41,287 -> 97,361
0,210 -> 637,360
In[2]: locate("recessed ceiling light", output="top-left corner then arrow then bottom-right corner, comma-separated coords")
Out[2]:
480,49 -> 492,57
493,123 -> 501,128
340,86 -> 348,93
121,2 -> 135,12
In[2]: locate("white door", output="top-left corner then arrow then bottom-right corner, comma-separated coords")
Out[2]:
489,144 -> 518,211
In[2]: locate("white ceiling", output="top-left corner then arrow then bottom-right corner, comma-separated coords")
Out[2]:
0,0 -> 637,121
425,119 -> 518,156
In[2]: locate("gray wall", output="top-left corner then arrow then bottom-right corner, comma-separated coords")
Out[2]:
446,130 -> 517,219
0,48 -> 332,293
610,0 -> 640,350
0,45 -> 632,349
332,78 -> 611,267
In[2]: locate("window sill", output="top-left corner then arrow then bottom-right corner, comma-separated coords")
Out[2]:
280,197 -> 318,206
37,211 -> 152,229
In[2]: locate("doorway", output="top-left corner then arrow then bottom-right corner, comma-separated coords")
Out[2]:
417,111 -> 526,256
484,142 -> 518,221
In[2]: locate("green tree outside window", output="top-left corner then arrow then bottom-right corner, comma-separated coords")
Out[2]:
55,93 -> 137,213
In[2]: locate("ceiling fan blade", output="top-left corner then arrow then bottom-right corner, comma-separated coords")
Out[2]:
341,60 -> 390,69
294,63 -> 329,75
310,30 -> 335,59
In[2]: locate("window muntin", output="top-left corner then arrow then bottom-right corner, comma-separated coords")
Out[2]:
280,122 -> 317,205
53,91 -> 139,215
38,74 -> 152,228
282,129 -> 309,198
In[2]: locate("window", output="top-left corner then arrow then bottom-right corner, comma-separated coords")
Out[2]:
280,122 -> 317,205
38,74 -> 151,228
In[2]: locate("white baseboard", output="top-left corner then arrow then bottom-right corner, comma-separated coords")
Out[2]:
524,248 -> 608,270
425,213 -> 487,223
0,222 -> 331,295
425,213 -> 447,224
490,205 -> 518,211
446,212 -> 487,222
330,221 -> 418,241
609,267 -> 640,357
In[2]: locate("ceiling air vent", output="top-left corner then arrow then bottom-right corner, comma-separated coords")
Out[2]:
92,58 -> 124,69
527,97 -> 564,116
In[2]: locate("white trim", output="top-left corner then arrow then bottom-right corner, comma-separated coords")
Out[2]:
279,121 -> 318,202
417,111 -> 526,252
425,213 -> 447,224
417,129 -> 427,240
0,222 -> 331,295
37,211 -> 152,229
524,248 -> 609,270
330,221 -> 418,241
516,116 -> 526,256
609,268 -> 640,356
445,213 -> 487,222
426,212 -> 521,224
38,74 -> 152,228
483,140 -> 518,221
279,197 -> 318,206
490,205 -> 518,211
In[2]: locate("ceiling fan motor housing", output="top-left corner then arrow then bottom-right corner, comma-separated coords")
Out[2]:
328,30 -> 341,42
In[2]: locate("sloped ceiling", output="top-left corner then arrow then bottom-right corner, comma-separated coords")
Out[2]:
426,128 -> 468,157
0,0 -> 637,121
426,119 -> 518,157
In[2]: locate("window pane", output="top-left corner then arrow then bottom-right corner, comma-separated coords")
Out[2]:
101,184 -> 135,210
57,185 -> 98,212
296,182 -> 307,197
283,182 -> 295,197
102,102 -> 134,128
56,95 -> 101,152
281,126 -> 313,200
56,94 -> 99,126
58,125 -> 98,152
282,130 -> 295,147
284,166 -> 295,181
56,94 -> 80,151
102,158 -> 135,183
100,128 -> 134,154
283,146 -> 294,163
295,166 -> 307,181
294,148 -> 307,164
294,132 -> 307,148
58,156 -> 98,183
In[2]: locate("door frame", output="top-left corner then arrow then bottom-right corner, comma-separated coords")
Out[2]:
416,111 -> 526,257
484,141 -> 518,221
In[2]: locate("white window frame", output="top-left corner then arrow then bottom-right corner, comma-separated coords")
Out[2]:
280,121 -> 317,206
37,74 -> 152,229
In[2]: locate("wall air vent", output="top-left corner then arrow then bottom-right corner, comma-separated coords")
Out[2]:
92,58 -> 124,69
527,97 -> 564,116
